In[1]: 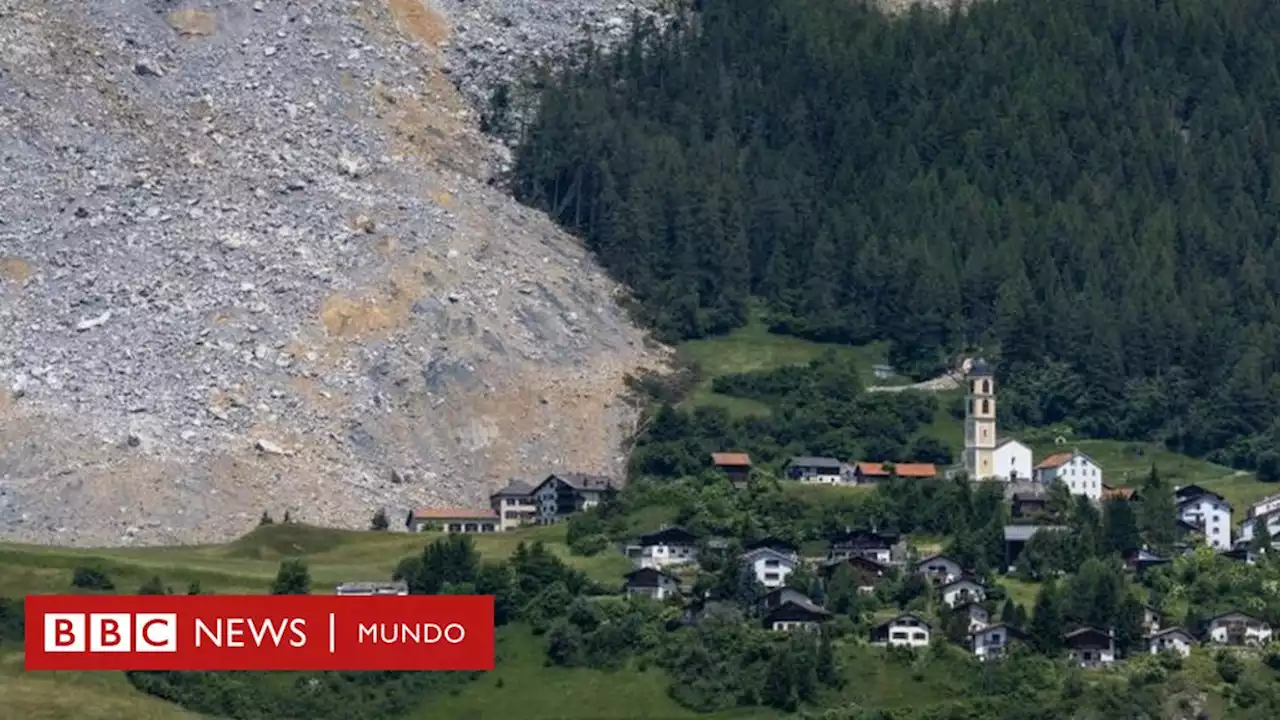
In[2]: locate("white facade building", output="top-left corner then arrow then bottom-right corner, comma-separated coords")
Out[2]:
786,456 -> 844,484
1148,628 -> 1194,657
971,624 -> 1017,661
1034,450 -> 1103,501
634,527 -> 700,569
962,360 -> 998,480
941,579 -> 986,608
871,614 -> 931,648
742,547 -> 798,589
1176,489 -> 1232,550
1206,612 -> 1272,646
993,439 -> 1033,483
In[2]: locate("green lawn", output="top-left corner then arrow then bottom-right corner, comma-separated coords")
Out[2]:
677,316 -> 899,417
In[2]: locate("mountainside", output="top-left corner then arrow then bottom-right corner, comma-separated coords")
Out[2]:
0,0 -> 665,547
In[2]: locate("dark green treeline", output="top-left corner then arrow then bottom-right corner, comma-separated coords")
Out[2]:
510,0 -> 1280,474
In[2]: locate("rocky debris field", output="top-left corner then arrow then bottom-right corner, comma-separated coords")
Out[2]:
0,0 -> 663,547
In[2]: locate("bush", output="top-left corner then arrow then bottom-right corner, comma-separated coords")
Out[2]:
71,566 -> 115,591
569,533 -> 610,556
1216,651 -> 1244,684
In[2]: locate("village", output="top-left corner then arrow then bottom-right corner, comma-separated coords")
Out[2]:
377,359 -> 1280,667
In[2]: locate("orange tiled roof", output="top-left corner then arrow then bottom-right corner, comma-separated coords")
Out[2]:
1102,485 -> 1136,501
410,508 -> 498,520
712,452 -> 752,466
1034,452 -> 1073,470
855,462 -> 937,478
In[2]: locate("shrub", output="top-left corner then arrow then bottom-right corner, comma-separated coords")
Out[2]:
71,566 -> 115,591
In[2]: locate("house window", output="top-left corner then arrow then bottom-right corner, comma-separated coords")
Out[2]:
913,632 -> 927,641
765,559 -> 779,568
891,631 -> 908,640
764,572 -> 779,581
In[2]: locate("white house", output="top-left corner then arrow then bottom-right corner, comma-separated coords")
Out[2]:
624,568 -> 681,601
871,613 -> 931,648
1064,627 -> 1115,668
1206,611 -> 1272,646
742,546 -> 798,589
993,439 -> 1033,483
1237,498 -> 1280,548
1034,450 -> 1103,501
1176,486 -> 1232,550
955,601 -> 991,633
971,623 -> 1019,661
1148,627 -> 1194,658
1248,493 -> 1280,520
917,554 -> 963,584
530,473 -> 615,524
759,588 -> 832,631
940,578 -> 986,608
633,527 -> 699,569
1142,605 -> 1161,636
786,456 -> 844,484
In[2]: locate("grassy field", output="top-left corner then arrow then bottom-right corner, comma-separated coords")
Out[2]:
677,316 -> 900,416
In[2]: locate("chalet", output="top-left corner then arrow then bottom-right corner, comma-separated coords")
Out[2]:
1148,627 -> 1195,658
743,546 -> 799,589
405,508 -> 499,533
335,581 -> 408,596
916,554 -> 963,584
871,613 -> 931,648
634,526 -> 700,569
940,578 -> 986,608
954,601 -> 991,633
786,456 -> 844,484
993,439 -> 1033,482
1205,611 -> 1272,646
624,568 -> 682,601
1008,482 -> 1048,519
712,452 -> 752,486
1063,627 -> 1116,668
852,462 -> 938,484
821,554 -> 890,592
1003,524 -> 1068,571
1034,450 -> 1103,501
971,623 -> 1021,661
1176,486 -> 1232,550
489,479 -> 536,531
744,536 -> 800,557
1122,547 -> 1171,577
530,472 -> 616,524
760,590 -> 832,632
828,529 -> 901,565
1102,484 -> 1139,502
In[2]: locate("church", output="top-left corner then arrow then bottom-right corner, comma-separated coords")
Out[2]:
961,358 -> 1033,482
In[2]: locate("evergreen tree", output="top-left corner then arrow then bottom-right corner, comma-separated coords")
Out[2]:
1137,466 -> 1178,551
1029,582 -> 1064,655
270,559 -> 311,595
370,507 -> 390,531
1102,499 -> 1141,556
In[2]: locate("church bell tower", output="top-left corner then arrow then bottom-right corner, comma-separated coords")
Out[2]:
963,358 -> 997,480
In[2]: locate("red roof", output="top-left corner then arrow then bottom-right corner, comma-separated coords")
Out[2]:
712,452 -> 752,467
410,508 -> 498,520
1034,452 -> 1073,470
855,462 -> 937,478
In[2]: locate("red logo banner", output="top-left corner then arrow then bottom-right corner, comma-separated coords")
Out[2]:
24,594 -> 495,672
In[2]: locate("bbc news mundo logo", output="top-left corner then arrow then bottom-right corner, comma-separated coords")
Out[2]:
25,595 -> 494,672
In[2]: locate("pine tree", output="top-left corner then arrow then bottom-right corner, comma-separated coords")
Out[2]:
1029,581 -> 1064,655
270,559 -> 311,595
1137,466 -> 1178,551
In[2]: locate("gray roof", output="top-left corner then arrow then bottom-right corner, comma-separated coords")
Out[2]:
335,580 -> 408,595
789,456 -> 843,470
968,358 -> 993,377
555,472 -> 615,491
491,479 -> 533,497
1004,524 -> 1068,542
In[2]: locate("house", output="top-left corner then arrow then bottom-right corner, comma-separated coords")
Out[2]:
711,452 -> 752,486
786,456 -> 844,484
634,526 -> 700,569
1102,484 -> 1139,502
1063,627 -> 1116,668
1008,482 -> 1049,519
1034,450 -> 1103,501
871,613 -> 931,648
954,601 -> 991,633
335,581 -> 409,596
1175,486 -> 1232,550
760,589 -> 832,631
828,529 -> 901,565
1205,611 -> 1272,646
405,508 -> 499,533
852,462 -> 938,484
624,568 -> 682,601
1148,627 -> 1194,657
940,578 -> 986,608
530,472 -> 616,524
745,536 -> 800,557
1236,514 -> 1280,549
971,623 -> 1021,661
1220,547 -> 1259,564
917,554 -> 964,584
489,479 -> 536,531
821,554 -> 890,592
1247,493 -> 1280,521
1122,548 -> 1171,577
993,439 -> 1034,482
1173,518 -> 1205,552
1004,524 -> 1068,571
743,546 -> 799,589
1141,605 -> 1161,635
